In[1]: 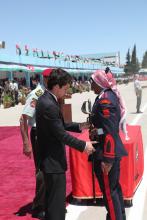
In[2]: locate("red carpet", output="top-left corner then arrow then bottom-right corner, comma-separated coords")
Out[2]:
0,127 -> 76,219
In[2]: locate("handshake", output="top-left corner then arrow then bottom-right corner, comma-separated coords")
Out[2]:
84,128 -> 99,155
79,122 -> 98,155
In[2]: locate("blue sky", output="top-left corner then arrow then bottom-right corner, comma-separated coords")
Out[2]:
0,0 -> 147,64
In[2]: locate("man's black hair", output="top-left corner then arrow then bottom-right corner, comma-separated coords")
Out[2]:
31,74 -> 40,81
105,67 -> 111,74
47,68 -> 72,90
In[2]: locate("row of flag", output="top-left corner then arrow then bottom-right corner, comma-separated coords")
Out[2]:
16,44 -> 64,59
15,44 -> 95,64
15,44 -> 117,66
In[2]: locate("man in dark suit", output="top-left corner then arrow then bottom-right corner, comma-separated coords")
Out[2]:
36,68 -> 95,220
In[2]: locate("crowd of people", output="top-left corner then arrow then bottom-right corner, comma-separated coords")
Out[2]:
0,75 -> 91,108
0,78 -> 30,107
19,67 -> 130,220
1,69 -> 142,110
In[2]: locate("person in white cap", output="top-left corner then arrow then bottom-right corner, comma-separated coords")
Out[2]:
36,68 -> 96,220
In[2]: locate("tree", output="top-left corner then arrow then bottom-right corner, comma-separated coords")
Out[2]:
142,51 -> 147,68
124,49 -> 132,75
131,44 -> 140,74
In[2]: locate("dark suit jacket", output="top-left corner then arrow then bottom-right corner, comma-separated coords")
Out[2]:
36,90 -> 86,173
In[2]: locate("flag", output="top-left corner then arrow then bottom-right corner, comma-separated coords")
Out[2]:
33,48 -> 38,57
47,51 -> 51,59
47,51 -> 54,59
16,44 -> 21,55
33,49 -> 36,56
36,48 -> 39,57
25,45 -> 29,56
41,50 -> 44,57
53,51 -> 57,59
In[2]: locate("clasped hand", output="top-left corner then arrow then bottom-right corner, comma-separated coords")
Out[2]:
84,141 -> 96,155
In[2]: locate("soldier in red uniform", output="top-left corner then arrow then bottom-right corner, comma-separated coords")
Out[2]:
90,70 -> 128,220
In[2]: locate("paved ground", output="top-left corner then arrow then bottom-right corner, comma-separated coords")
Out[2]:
67,81 -> 147,220
0,81 -> 147,219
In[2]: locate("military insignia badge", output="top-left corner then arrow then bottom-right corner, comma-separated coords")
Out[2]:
35,89 -> 43,97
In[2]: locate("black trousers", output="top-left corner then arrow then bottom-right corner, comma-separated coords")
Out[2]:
30,127 -> 45,210
43,172 -> 66,220
94,159 -> 126,220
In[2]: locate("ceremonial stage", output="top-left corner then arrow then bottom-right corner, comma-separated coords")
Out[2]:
69,125 -> 144,207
